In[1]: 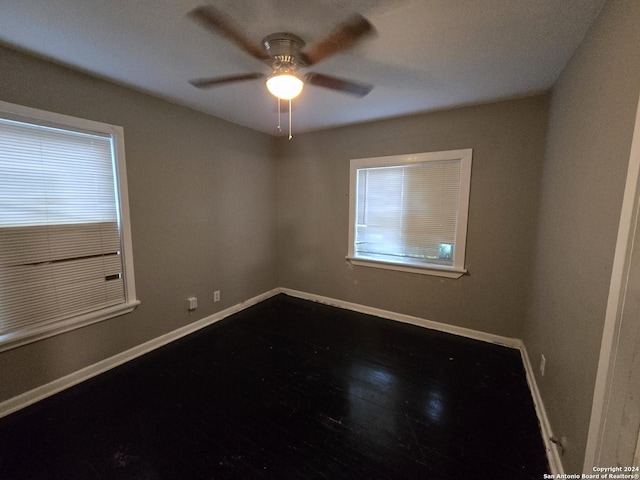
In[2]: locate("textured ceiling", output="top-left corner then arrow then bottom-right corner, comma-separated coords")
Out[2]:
0,0 -> 605,135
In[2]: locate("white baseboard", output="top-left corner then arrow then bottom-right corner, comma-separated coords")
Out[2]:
279,288 -> 564,475
0,288 -> 280,420
519,342 -> 565,475
279,287 -> 522,349
0,286 -> 563,475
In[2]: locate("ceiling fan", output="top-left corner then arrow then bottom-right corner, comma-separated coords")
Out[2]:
187,5 -> 375,118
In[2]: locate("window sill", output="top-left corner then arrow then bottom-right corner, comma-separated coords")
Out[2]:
346,256 -> 467,278
0,300 -> 141,352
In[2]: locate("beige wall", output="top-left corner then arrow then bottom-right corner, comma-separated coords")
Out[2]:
523,0 -> 640,473
276,96 -> 549,339
0,45 -> 279,402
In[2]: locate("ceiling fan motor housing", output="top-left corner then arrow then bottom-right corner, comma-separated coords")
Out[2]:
262,33 -> 306,67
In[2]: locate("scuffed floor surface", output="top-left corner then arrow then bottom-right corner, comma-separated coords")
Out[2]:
0,294 -> 549,479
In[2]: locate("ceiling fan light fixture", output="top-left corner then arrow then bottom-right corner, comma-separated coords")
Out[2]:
266,72 -> 304,100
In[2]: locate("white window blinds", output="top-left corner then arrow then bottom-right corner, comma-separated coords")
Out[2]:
348,149 -> 472,277
355,161 -> 461,265
0,104 -> 136,349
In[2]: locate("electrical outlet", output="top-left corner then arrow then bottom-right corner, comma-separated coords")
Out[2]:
540,354 -> 546,377
187,296 -> 197,311
214,290 -> 220,302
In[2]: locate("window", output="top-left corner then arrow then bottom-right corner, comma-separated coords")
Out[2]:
0,100 -> 138,351
347,149 -> 472,278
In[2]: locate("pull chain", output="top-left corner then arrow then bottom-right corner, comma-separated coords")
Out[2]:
275,97 -> 293,139
277,98 -> 282,133
288,98 -> 293,140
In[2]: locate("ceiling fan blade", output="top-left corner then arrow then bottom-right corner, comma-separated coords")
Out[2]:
189,73 -> 265,89
306,72 -> 373,97
188,6 -> 269,62
301,14 -> 374,66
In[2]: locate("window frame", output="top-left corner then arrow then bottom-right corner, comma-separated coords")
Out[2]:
347,148 -> 472,279
0,100 -> 139,352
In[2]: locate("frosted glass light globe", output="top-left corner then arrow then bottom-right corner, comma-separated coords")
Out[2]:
266,74 -> 304,100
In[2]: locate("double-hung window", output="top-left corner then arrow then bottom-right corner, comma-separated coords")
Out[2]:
347,149 -> 472,278
0,100 -> 138,351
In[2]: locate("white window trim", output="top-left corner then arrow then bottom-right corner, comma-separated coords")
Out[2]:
346,149 -> 472,279
0,100 -> 139,352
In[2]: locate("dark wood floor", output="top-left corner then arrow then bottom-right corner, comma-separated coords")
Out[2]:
0,294 -> 549,479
